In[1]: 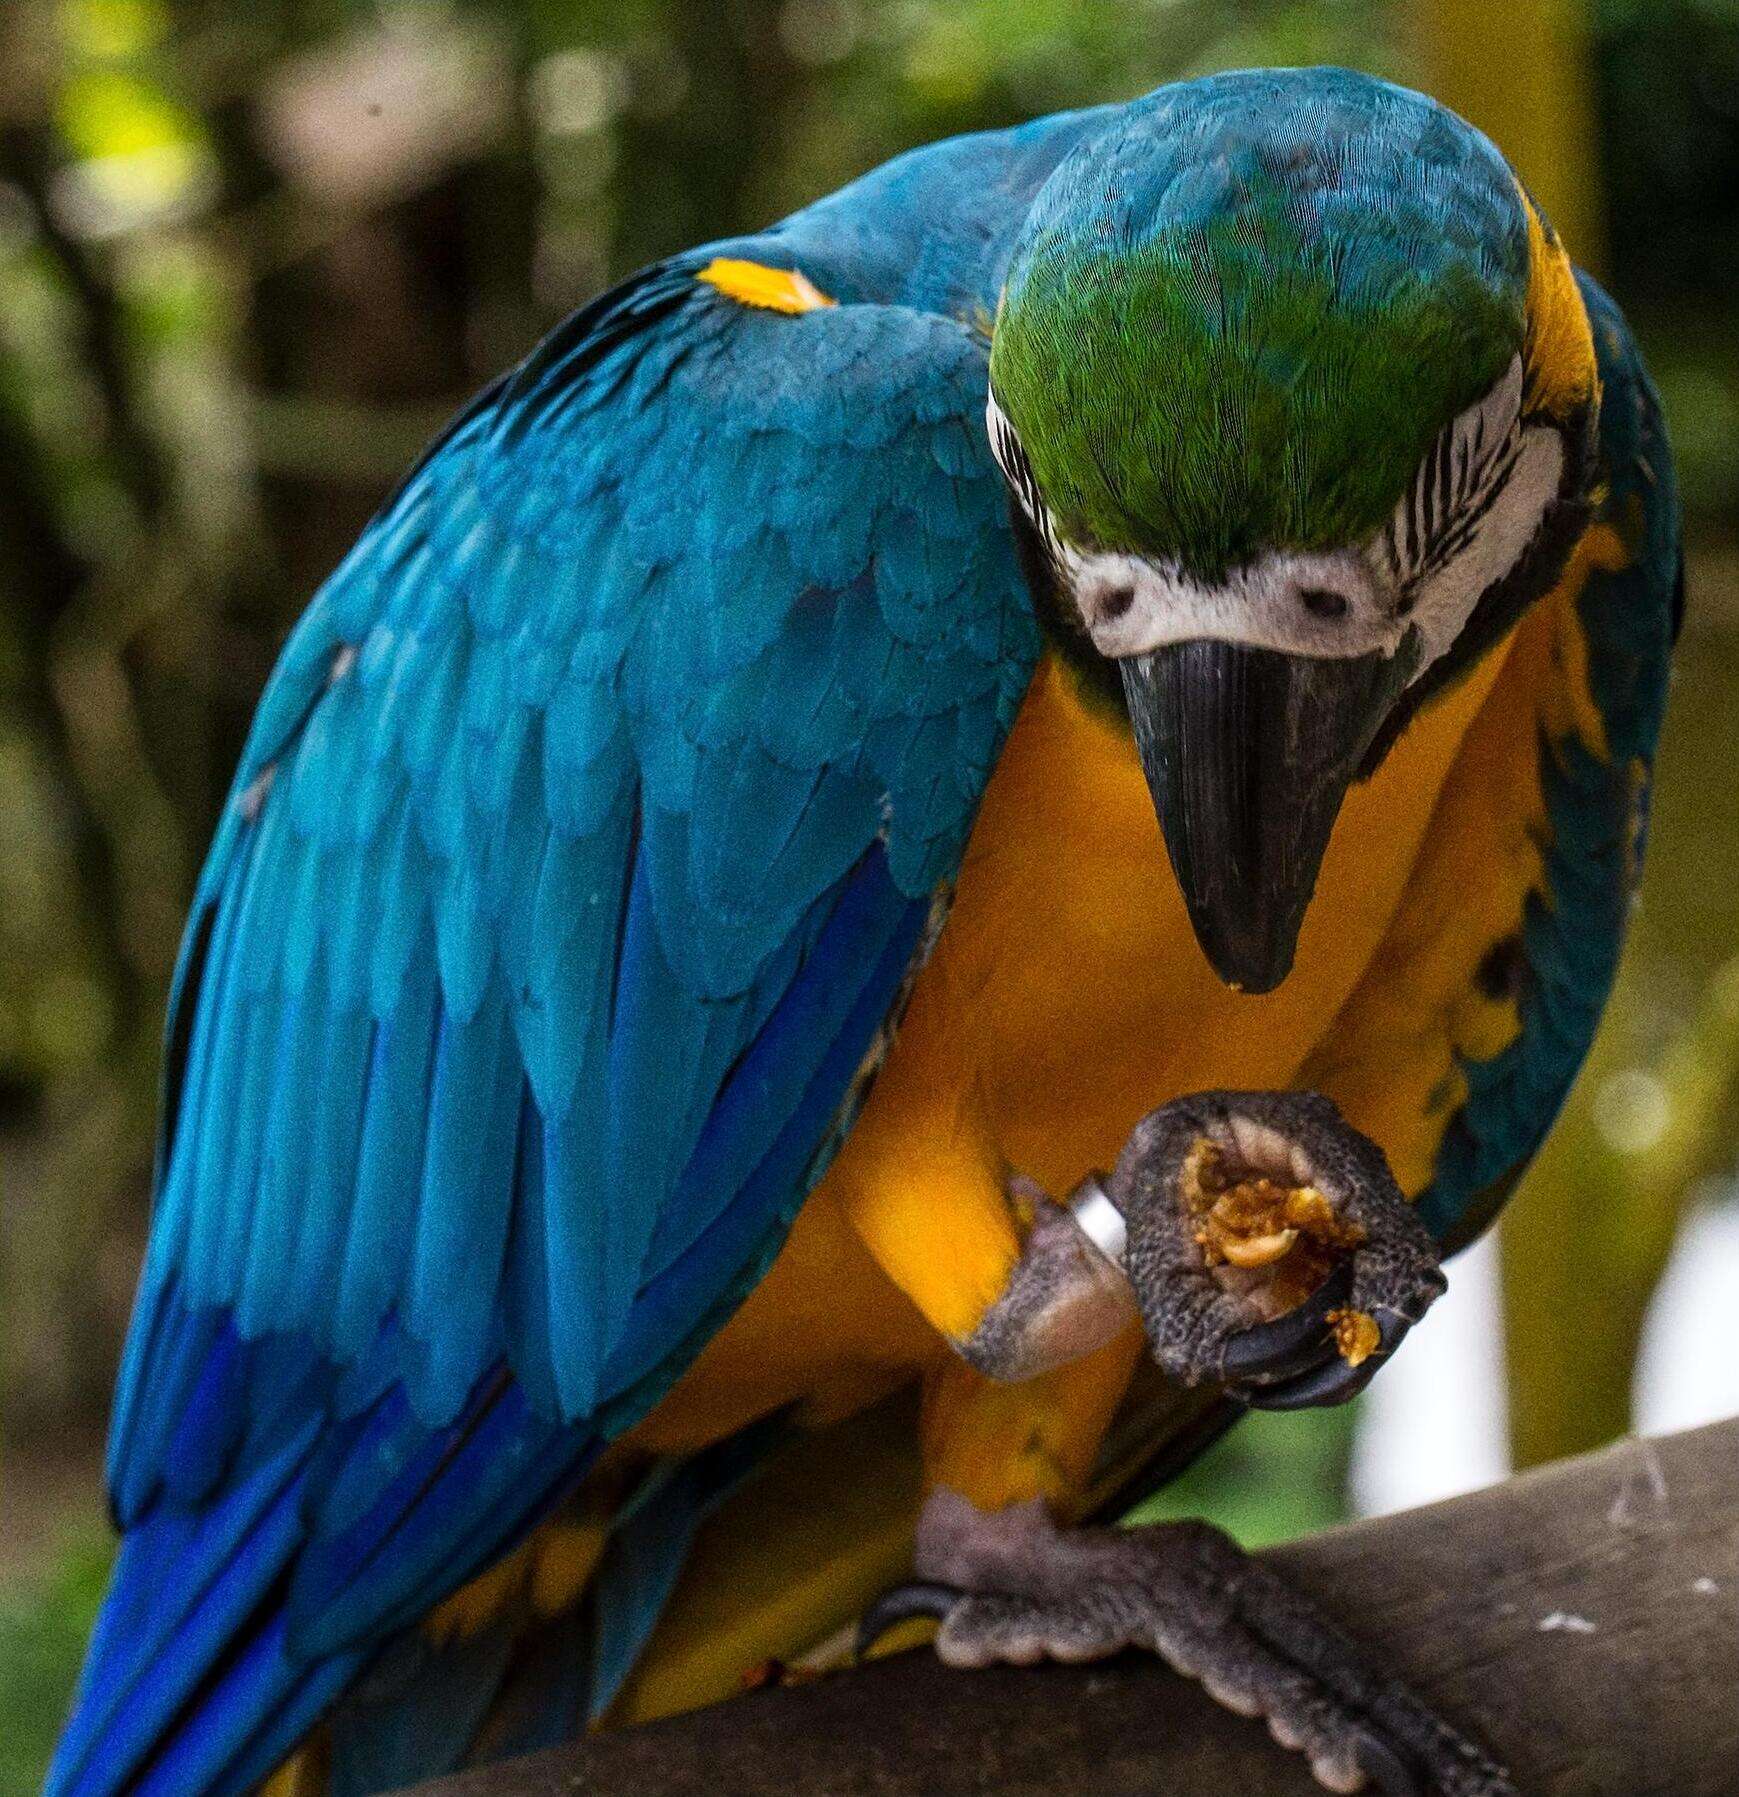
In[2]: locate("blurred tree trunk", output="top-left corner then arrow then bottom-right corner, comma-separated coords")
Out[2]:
1499,963 -> 1739,1466
1404,0 -> 1603,266
610,0 -> 804,276
1406,0 -> 1712,1468
0,0 -> 551,1442
0,108 -> 173,1436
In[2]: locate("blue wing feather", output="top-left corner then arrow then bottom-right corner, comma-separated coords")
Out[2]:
325,1626 -> 518,1797
54,171 -> 1047,1790
315,1417 -> 786,1795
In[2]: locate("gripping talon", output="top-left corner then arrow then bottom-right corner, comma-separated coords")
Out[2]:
856,1580 -> 962,1660
899,1491 -> 1513,1796
1246,1349 -> 1382,1409
1354,1731 -> 1425,1796
1220,1262 -> 1355,1381
1247,1303 -> 1415,1408
1114,1091 -> 1447,1409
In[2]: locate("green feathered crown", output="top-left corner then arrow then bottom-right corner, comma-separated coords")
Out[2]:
989,70 -> 1532,584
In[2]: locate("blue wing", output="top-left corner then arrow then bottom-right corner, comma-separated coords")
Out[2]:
51,245 -> 1038,1796
1418,275 -> 1680,1250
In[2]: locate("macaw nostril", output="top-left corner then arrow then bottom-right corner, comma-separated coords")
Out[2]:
1097,582 -> 1136,621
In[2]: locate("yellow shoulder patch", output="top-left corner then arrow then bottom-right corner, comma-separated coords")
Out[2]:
696,257 -> 835,314
1520,193 -> 1599,421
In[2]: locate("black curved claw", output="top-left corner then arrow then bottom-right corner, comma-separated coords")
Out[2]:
855,1581 -> 962,1661
1244,1305 -> 1413,1411
1354,1731 -> 1425,1797
1245,1351 -> 1380,1410
1219,1262 -> 1356,1381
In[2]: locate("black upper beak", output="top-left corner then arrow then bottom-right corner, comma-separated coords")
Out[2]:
1120,640 -> 1412,995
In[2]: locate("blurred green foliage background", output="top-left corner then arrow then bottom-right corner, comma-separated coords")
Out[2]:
1,0 -> 1737,1786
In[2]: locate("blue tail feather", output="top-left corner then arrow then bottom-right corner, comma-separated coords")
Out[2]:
48,1422 -> 320,1796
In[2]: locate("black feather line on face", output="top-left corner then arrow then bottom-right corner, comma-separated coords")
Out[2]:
1393,393 -> 1528,606
1428,432 -> 1523,578
1358,399 -> 1599,779
991,400 -> 1071,570
1007,497 -> 1126,717
992,376 -> 1122,715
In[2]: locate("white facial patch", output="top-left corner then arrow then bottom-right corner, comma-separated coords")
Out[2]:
1063,543 -> 1399,661
986,353 -> 1563,684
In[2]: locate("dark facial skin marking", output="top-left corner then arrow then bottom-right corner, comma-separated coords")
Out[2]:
1359,403 -> 1598,779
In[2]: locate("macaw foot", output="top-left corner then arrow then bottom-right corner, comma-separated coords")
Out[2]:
1104,1090 -> 1448,1408
861,1490 -> 1515,1797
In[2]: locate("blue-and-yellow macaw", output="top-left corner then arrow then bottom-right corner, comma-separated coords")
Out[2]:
51,68 -> 1677,1797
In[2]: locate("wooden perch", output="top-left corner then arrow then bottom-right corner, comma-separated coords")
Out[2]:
409,1418 -> 1739,1796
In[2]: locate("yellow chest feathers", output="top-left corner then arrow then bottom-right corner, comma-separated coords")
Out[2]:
851,647 -> 1510,1198
634,630 -> 1522,1448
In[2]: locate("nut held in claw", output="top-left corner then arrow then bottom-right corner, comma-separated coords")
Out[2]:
1181,1139 -> 1367,1320
1328,1306 -> 1383,1367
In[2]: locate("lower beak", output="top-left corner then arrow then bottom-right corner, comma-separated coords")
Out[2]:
1119,640 -> 1411,994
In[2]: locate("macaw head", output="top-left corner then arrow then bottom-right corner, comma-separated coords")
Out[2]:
987,69 -> 1599,994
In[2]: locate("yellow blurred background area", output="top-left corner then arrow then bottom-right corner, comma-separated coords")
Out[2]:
1,2 -> 1737,1787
